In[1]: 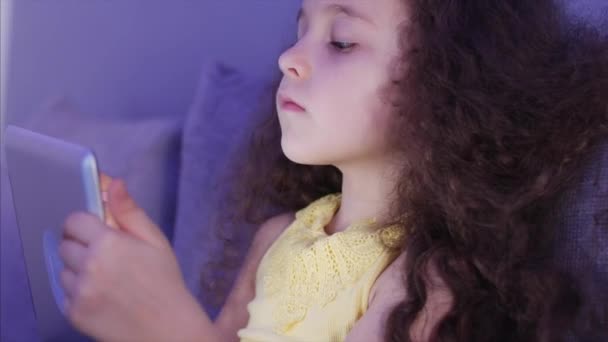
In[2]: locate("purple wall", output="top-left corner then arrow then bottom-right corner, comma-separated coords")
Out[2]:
3,0 -> 300,126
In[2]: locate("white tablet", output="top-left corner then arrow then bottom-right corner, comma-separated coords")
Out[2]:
4,124 -> 102,342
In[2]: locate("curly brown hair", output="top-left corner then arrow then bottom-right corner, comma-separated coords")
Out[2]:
203,0 -> 608,340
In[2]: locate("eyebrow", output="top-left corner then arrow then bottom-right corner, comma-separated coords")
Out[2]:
296,4 -> 376,27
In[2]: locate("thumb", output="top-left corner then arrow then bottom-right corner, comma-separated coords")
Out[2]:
107,179 -> 169,250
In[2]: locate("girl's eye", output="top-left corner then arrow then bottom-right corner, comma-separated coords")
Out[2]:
330,41 -> 357,52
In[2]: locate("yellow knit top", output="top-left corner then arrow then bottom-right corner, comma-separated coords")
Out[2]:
238,193 -> 405,342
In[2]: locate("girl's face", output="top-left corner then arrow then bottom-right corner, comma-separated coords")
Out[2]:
276,0 -> 406,167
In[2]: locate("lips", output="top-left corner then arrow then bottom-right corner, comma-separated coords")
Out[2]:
278,93 -> 306,112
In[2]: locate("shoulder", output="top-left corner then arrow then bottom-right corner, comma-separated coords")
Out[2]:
370,251 -> 452,305
238,211 -> 295,284
345,252 -> 408,342
347,252 -> 454,342
369,251 -> 408,305
213,212 -> 295,340
249,212 -> 295,255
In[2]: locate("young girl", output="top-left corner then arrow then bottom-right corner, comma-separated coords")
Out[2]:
59,0 -> 608,341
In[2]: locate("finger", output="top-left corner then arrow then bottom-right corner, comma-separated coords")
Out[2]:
62,212 -> 108,246
100,172 -> 120,230
60,267 -> 78,299
100,173 -> 111,220
58,238 -> 88,273
101,190 -> 119,230
108,179 -> 167,249
99,172 -> 113,192
100,173 -> 113,208
103,202 -> 119,230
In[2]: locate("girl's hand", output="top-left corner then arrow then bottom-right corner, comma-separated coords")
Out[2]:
99,172 -> 119,229
59,177 -> 207,342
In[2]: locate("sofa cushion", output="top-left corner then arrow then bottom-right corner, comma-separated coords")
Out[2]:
172,60 -> 277,318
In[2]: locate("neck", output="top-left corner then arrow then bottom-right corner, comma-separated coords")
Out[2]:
325,156 -> 400,235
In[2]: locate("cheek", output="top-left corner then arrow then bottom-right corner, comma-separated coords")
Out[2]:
280,63 -> 395,164
314,91 -> 394,162
324,73 -> 393,140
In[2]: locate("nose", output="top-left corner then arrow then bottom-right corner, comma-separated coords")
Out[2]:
278,42 -> 311,81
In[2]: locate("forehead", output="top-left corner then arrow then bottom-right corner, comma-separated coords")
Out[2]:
298,0 -> 404,26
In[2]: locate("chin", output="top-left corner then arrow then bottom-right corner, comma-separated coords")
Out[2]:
280,135 -> 329,166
